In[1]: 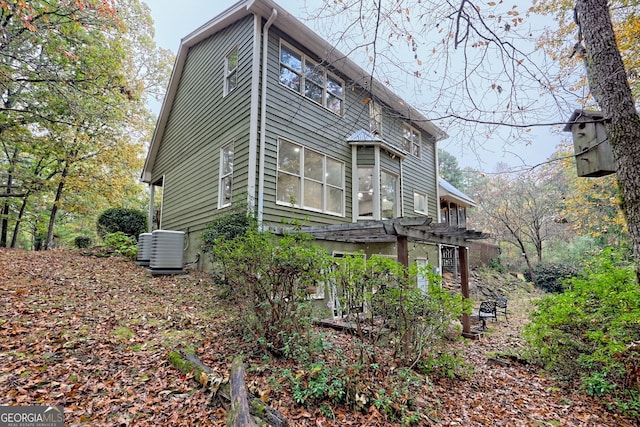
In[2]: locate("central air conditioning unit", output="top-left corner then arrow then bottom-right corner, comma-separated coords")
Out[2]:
148,229 -> 186,275
136,232 -> 152,266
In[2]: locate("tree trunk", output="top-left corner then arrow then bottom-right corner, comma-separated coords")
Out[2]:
10,190 -> 30,248
167,349 -> 288,427
45,162 -> 68,250
1,147 -> 18,247
577,0 -> 640,281
228,356 -> 257,427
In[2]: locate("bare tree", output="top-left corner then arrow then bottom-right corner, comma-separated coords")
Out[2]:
309,0 -> 640,280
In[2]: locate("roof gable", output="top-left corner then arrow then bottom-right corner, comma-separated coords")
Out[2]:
142,0 -> 447,182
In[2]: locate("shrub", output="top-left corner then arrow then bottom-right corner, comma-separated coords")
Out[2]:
103,232 -> 138,259
96,208 -> 147,239
201,209 -> 256,254
74,236 -> 93,248
524,249 -> 640,415
524,262 -> 579,293
208,228 -> 330,356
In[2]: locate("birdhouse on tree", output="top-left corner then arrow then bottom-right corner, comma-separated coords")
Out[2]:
563,109 -> 616,177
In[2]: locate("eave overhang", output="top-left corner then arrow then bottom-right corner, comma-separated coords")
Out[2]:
141,0 -> 447,183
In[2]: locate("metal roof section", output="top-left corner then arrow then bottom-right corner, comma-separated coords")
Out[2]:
439,177 -> 476,207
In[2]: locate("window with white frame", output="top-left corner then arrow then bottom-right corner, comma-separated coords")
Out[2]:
380,170 -> 399,220
402,124 -> 421,158
357,167 -> 374,218
219,142 -> 234,207
279,42 -> 344,115
413,190 -> 428,215
277,139 -> 344,215
369,101 -> 383,135
224,47 -> 239,95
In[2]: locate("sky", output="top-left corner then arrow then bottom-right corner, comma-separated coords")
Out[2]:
143,0 -> 569,172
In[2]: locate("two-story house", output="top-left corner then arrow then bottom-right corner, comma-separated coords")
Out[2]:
141,0 -> 486,290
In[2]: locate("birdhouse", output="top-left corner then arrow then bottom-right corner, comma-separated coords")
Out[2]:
563,110 -> 615,177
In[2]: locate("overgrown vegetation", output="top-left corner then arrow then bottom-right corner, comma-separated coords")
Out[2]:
102,232 -> 138,259
96,207 -> 147,239
525,249 -> 640,417
524,262 -> 579,293
74,236 -> 93,249
202,215 -> 471,423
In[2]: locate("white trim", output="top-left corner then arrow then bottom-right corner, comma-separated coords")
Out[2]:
223,45 -> 239,97
278,40 -> 344,116
275,138 -> 346,217
351,145 -> 358,222
218,141 -> 234,209
380,168 -> 400,220
247,14 -> 261,210
148,184 -> 155,233
413,190 -> 428,215
257,8 -> 278,228
373,146 -> 381,220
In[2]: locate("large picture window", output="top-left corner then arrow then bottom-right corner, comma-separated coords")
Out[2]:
219,142 -> 234,207
279,42 -> 344,115
277,140 -> 344,215
224,47 -> 239,95
402,124 -> 421,158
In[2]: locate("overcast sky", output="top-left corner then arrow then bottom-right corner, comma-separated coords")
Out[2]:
143,0 -> 568,172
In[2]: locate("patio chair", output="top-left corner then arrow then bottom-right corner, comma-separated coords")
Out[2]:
477,300 -> 497,330
496,296 -> 508,323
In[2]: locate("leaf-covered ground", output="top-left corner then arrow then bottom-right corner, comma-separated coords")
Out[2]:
0,248 -> 636,426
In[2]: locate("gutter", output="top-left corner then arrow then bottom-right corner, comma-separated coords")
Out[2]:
257,8 -> 277,228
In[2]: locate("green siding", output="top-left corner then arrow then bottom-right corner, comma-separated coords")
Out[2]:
151,17 -> 255,236
260,27 -> 438,227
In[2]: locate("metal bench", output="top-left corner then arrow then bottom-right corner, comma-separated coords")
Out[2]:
477,300 -> 497,330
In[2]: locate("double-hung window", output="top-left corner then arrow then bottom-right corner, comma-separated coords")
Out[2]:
369,101 -> 383,135
279,42 -> 344,115
219,142 -> 234,208
224,47 -> 238,95
402,124 -> 421,158
277,139 -> 344,215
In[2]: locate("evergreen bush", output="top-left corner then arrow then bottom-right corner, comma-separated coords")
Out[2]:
74,236 -> 93,248
96,208 -> 147,239
524,262 -> 578,293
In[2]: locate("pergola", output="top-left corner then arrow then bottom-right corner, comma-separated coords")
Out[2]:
275,217 -> 489,337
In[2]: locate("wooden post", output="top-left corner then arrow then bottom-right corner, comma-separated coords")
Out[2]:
397,235 -> 409,267
459,246 -> 471,335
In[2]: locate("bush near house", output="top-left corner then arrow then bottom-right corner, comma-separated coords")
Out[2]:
202,219 -> 472,422
96,207 -> 147,239
524,249 -> 640,417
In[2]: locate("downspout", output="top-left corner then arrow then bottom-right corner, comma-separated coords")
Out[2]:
247,14 -> 262,214
257,8 -> 277,229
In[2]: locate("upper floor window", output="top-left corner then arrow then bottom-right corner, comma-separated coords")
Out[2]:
277,139 -> 344,215
224,47 -> 239,95
402,124 -> 421,158
414,190 -> 427,215
279,42 -> 344,115
369,101 -> 383,135
219,142 -> 234,207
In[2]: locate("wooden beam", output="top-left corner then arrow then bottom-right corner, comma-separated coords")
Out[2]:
459,246 -> 471,335
397,235 -> 409,267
